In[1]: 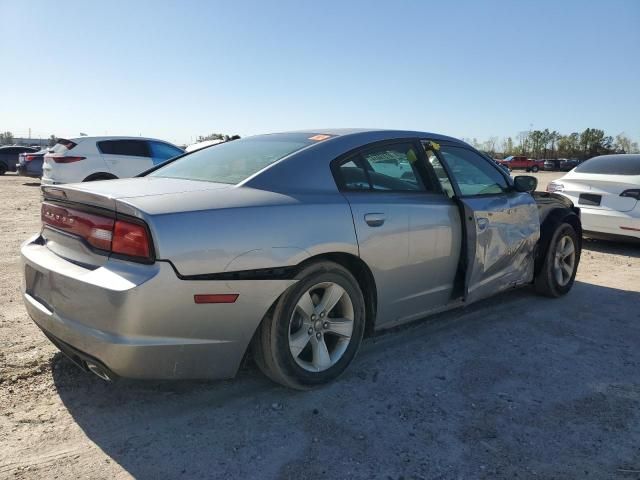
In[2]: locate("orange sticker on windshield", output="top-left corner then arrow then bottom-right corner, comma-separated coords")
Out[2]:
309,134 -> 331,141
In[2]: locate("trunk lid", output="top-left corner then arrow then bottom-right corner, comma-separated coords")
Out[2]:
40,177 -> 296,268
560,173 -> 639,212
42,177 -> 234,213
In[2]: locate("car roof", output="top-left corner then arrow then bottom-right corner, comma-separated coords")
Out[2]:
268,128 -> 463,143
244,128 -> 470,193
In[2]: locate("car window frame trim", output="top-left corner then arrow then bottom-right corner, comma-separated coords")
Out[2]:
428,141 -> 515,199
330,138 -> 447,196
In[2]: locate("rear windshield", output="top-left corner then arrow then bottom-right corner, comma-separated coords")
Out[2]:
149,133 -> 326,184
48,139 -> 78,154
574,155 -> 640,175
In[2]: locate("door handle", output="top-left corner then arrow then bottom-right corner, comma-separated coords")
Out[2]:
364,213 -> 385,227
476,217 -> 489,231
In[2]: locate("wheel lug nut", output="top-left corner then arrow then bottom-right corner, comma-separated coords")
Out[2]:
311,314 -> 316,320
323,322 -> 329,329
316,332 -> 322,339
320,311 -> 325,318
308,327 -> 313,335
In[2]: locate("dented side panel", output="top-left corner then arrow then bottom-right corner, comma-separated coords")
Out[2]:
462,192 -> 540,303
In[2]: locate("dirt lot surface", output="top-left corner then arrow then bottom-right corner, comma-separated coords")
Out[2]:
1,171 -> 639,479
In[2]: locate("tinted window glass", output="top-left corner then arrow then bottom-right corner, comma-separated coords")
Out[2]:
439,146 -> 508,196
338,160 -> 370,190
150,133 -> 320,184
422,142 -> 454,198
338,143 -> 426,192
98,140 -> 150,157
149,141 -> 183,162
49,139 -> 78,154
574,155 -> 640,175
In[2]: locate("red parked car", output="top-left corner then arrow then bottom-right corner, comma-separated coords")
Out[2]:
498,155 -> 544,172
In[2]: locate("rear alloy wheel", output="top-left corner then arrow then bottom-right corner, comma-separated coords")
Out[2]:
531,165 -> 539,173
535,223 -> 580,297
253,261 -> 365,389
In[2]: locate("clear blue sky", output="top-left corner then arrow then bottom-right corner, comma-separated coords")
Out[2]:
2,0 -> 639,145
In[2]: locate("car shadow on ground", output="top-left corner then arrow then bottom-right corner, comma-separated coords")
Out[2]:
51,281 -> 640,479
22,182 -> 41,187
582,237 -> 640,258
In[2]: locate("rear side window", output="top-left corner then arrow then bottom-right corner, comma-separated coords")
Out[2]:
98,140 -> 150,157
337,143 -> 427,192
574,155 -> 640,175
49,139 -> 78,154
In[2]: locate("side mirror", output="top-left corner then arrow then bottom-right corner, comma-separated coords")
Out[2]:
513,175 -> 538,193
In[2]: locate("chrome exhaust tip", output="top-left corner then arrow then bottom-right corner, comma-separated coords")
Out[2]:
86,362 -> 112,381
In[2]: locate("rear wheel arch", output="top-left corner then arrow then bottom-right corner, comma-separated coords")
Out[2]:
242,252 -> 378,375
83,172 -> 118,182
294,253 -> 378,337
248,252 -> 377,353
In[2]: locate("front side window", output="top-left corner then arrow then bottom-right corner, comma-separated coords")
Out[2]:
98,140 -> 150,157
337,143 -> 426,192
439,146 -> 508,196
150,133 -> 320,184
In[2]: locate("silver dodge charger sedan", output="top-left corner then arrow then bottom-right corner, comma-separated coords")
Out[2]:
21,129 -> 581,389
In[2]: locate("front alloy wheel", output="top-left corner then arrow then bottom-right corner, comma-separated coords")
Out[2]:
552,235 -> 576,287
535,222 -> 580,297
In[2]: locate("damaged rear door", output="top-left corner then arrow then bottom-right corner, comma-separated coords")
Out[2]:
424,142 -> 539,303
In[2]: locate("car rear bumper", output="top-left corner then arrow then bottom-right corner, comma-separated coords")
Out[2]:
580,207 -> 640,239
21,235 -> 295,380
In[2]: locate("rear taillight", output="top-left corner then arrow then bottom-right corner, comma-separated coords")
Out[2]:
41,202 -> 153,262
620,189 -> 640,200
25,155 -> 36,162
112,220 -> 151,259
42,203 -> 114,250
49,155 -> 86,163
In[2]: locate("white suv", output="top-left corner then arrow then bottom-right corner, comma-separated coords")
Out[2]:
41,136 -> 184,185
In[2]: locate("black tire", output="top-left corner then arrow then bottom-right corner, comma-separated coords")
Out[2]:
0,164 -> 6,175
531,165 -> 539,173
252,261 -> 366,389
535,223 -> 580,297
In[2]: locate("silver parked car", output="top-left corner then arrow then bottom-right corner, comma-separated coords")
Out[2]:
21,129 -> 582,389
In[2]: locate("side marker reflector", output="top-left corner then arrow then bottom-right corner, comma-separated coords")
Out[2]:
194,294 -> 239,304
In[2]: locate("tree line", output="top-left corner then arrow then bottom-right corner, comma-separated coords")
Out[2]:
463,128 -> 639,160
197,133 -> 241,142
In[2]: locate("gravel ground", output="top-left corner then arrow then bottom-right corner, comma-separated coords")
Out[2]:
1,171 -> 639,479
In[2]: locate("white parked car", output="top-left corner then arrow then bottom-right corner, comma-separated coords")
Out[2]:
42,136 -> 184,185
185,139 -> 225,152
547,154 -> 640,241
